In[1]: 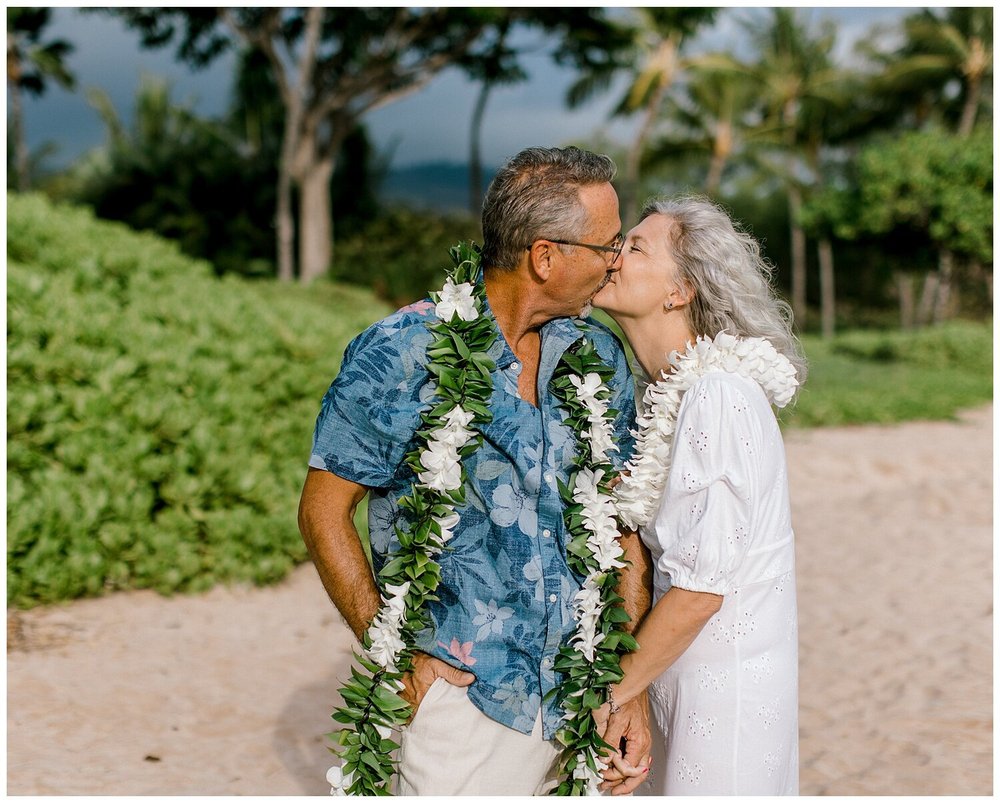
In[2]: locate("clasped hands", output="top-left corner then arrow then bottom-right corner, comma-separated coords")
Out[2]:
594,690 -> 653,795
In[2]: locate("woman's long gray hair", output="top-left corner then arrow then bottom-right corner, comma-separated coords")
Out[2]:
641,195 -> 808,387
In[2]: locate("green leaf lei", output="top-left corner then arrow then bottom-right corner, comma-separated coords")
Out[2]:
326,243 -> 634,795
548,341 -> 638,795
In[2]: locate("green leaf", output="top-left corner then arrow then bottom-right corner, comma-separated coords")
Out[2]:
378,555 -> 408,579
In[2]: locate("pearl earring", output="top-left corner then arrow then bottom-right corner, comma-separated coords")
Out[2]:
665,301 -> 674,311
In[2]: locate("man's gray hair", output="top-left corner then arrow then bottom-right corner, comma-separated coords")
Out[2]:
640,195 -> 808,388
481,146 -> 617,271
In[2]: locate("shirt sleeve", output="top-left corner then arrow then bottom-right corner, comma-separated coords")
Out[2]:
309,321 -> 429,488
650,373 -> 761,595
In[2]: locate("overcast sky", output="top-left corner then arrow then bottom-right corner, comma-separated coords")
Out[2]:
20,7 -> 914,171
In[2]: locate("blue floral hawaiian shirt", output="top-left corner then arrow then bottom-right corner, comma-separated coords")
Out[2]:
309,281 -> 636,739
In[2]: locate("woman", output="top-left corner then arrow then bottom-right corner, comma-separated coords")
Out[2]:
593,196 -> 806,795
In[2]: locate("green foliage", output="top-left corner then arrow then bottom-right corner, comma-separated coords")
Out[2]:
7,192 -> 391,608
331,207 -> 482,307
62,71 -> 380,279
801,126 -> 993,264
6,8 -> 75,96
66,76 -> 279,278
782,321 -> 993,427
548,339 -> 634,795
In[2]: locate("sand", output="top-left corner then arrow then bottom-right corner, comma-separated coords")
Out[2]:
7,405 -> 993,795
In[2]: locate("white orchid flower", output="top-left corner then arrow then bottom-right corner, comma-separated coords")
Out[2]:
435,278 -> 478,321
326,764 -> 354,795
417,439 -> 462,491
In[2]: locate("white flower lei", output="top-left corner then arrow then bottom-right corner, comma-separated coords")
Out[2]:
565,384 -> 624,661
327,245 -> 628,796
614,332 -> 800,530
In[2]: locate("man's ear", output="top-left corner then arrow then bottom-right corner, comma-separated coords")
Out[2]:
526,241 -> 555,281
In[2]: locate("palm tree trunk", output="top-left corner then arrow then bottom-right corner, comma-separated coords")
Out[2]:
9,77 -> 29,191
625,84 -> 668,224
469,79 -> 492,216
895,272 -> 915,330
780,93 -> 807,328
275,163 -> 295,282
787,184 -> 808,328
705,152 -> 725,196
933,249 -> 954,323
818,237 -> 835,339
916,271 -> 939,327
246,6 -> 322,282
958,72 -> 982,137
705,120 -> 732,196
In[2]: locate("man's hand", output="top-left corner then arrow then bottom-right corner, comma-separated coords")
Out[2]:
597,691 -> 652,795
399,652 -> 475,722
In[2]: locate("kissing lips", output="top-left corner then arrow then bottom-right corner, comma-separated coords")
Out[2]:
594,270 -> 616,294
589,270 -> 617,303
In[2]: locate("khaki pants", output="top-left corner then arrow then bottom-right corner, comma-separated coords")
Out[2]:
396,678 -> 562,795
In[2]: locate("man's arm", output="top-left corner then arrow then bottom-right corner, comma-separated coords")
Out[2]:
298,467 -> 474,711
298,467 -> 380,639
617,529 -> 653,633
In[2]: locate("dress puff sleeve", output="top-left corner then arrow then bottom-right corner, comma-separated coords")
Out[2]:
650,372 -> 763,595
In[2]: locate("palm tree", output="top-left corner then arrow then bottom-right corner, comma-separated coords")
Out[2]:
6,7 -> 75,191
743,8 -> 843,329
465,16 -> 524,215
883,7 -> 993,137
464,10 -> 632,216
642,58 -> 759,196
567,8 -> 717,223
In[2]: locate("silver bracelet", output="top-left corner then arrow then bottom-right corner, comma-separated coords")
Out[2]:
607,687 -> 621,714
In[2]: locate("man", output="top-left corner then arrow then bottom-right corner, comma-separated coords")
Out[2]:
299,146 -> 651,795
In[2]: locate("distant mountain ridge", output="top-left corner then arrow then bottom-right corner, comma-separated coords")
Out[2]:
378,161 -> 499,214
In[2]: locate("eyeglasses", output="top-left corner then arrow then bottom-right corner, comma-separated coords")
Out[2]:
528,233 -> 625,265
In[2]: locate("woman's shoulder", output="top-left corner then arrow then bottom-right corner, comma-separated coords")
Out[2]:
679,370 -> 776,438
686,369 -> 767,407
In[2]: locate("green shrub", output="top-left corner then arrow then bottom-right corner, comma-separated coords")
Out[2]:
330,206 -> 481,307
7,193 -> 390,607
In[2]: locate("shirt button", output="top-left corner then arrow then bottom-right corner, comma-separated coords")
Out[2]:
544,472 -> 553,483
510,362 -> 520,371
542,529 -> 551,538
548,593 -> 557,603
542,657 -> 552,668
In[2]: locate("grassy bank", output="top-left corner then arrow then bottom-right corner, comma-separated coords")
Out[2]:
786,322 -> 993,427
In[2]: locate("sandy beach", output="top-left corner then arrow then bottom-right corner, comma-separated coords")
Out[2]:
7,405 -> 993,795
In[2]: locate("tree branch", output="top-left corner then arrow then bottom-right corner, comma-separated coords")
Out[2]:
221,8 -> 295,109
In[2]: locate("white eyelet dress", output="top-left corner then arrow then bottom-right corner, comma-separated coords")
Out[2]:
636,370 -> 798,796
